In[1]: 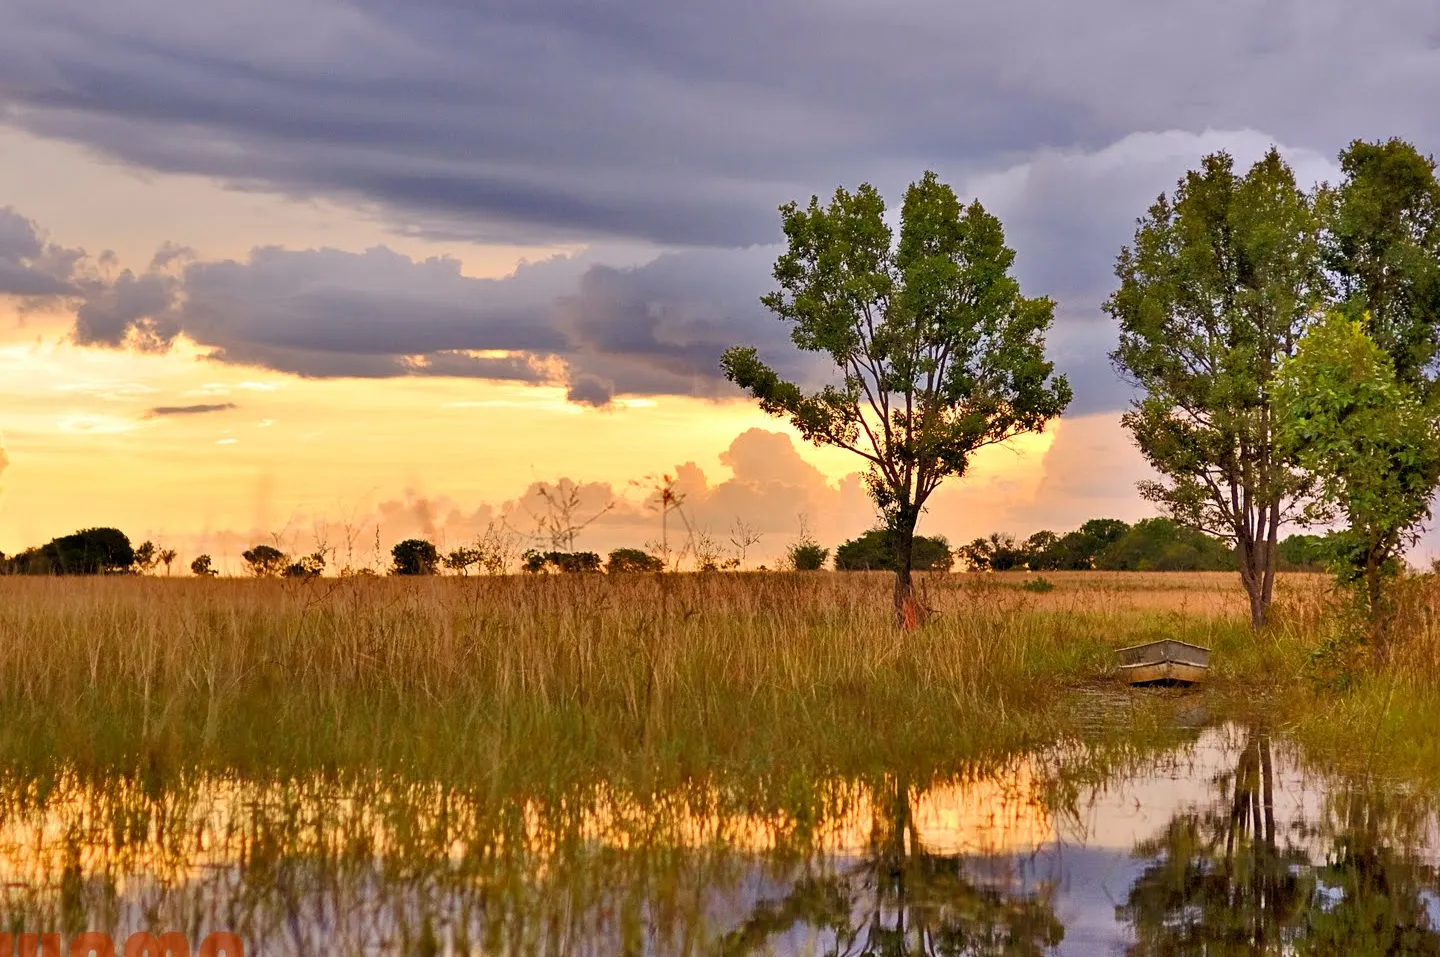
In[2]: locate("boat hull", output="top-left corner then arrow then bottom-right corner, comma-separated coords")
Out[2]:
1119,660 -> 1209,686
1115,639 -> 1211,686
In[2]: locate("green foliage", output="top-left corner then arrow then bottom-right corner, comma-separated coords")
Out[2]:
391,539 -> 440,576
1021,576 -> 1055,594
241,545 -> 288,578
959,533 -> 1028,571
1320,138 -> 1440,390
1024,521 -> 1135,571
788,542 -> 829,572
605,548 -> 664,574
834,529 -> 953,571
443,546 -> 482,575
1276,312 -> 1440,639
1056,519 -> 1132,570
1093,518 -> 1237,572
134,540 -> 159,574
1108,148 -> 1323,625
522,550 -> 603,574
190,554 -> 218,577
1278,533 -> 1336,572
722,171 -> 1069,610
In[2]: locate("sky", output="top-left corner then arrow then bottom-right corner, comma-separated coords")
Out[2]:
1,0 -> 1439,570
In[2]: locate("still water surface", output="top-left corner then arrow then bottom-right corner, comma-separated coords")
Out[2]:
1,724 -> 1436,955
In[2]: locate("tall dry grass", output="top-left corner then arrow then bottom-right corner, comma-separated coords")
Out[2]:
15,567 -> 1440,789
0,571 -> 1256,787
1250,570 -> 1440,784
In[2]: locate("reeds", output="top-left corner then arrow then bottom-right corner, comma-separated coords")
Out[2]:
10,568 -> 1440,789
0,571 -> 1239,784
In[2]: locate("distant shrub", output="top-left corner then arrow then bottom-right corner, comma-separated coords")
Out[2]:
11,528 -> 137,576
523,550 -> 603,573
835,529 -> 953,571
1022,576 -> 1056,594
284,552 -> 327,578
1094,518 -> 1236,572
391,539 -> 440,576
788,542 -> 829,571
444,546 -> 482,575
606,548 -> 664,574
242,544 -> 288,578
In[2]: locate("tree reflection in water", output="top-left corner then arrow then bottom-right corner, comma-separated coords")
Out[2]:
721,776 -> 1063,955
1120,727 -> 1440,956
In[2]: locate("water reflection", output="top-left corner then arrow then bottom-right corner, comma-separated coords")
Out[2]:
0,727 -> 1436,955
720,776 -> 1062,955
1119,728 -> 1313,954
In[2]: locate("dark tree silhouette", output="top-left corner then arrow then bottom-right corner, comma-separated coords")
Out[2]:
391,539 -> 440,576
38,528 -> 136,575
605,548 -> 664,573
836,529 -> 953,572
241,545 -> 288,578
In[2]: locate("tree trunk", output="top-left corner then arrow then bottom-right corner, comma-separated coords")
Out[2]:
1233,498 -> 1284,631
891,512 -> 922,629
1238,541 -> 1267,631
1365,550 -> 1388,662
1260,502 -> 1280,626
1237,524 -> 1279,631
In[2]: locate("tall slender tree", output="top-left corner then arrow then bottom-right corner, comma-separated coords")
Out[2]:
722,171 -> 1070,624
1108,149 -> 1325,629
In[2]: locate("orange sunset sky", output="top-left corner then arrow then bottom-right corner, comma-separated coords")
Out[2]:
6,0 -> 1438,575
0,126 -> 1168,571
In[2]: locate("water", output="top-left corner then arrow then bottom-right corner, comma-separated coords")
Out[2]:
1,724 -> 1436,955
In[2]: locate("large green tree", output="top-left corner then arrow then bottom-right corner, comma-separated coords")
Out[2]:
1108,149 -> 1324,629
1276,313 -> 1440,651
722,171 -> 1070,624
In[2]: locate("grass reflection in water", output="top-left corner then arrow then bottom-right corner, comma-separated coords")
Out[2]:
0,726 -> 1437,955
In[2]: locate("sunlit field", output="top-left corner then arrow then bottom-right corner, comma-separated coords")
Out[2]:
2,568 -> 1430,787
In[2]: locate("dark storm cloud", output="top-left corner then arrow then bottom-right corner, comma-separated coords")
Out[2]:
3,0 -> 1430,412
0,206 -> 83,296
3,0 -> 1436,247
145,402 -> 237,417
74,270 -> 179,347
47,229 -> 801,402
10,128 -> 1346,412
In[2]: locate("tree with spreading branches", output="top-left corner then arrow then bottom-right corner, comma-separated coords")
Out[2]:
1108,148 -> 1325,629
722,171 -> 1070,624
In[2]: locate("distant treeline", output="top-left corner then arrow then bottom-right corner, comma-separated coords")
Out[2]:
0,528 -> 140,575
0,523 -> 1341,577
958,519 -> 1337,573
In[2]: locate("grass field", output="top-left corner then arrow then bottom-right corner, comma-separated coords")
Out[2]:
0,569 -> 1436,792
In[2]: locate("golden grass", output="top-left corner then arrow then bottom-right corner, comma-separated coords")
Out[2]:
957,569 -> 1330,616
0,568 -> 1438,791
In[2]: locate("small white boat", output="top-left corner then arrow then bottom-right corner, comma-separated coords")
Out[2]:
1115,639 -> 1211,686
